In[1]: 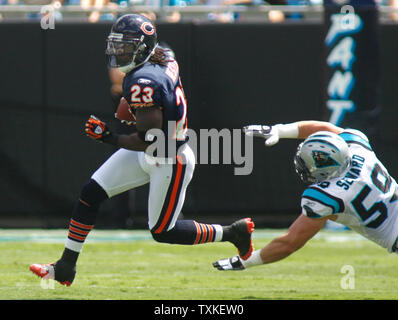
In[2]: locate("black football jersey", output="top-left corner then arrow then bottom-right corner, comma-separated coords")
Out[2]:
122,57 -> 188,156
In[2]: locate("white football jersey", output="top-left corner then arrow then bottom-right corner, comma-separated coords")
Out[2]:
301,129 -> 398,252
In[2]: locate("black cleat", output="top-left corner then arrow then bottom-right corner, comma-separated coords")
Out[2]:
30,260 -> 76,287
227,218 -> 255,260
213,256 -> 245,271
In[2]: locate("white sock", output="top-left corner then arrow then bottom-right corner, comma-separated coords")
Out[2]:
213,224 -> 223,242
241,249 -> 263,268
65,238 -> 83,253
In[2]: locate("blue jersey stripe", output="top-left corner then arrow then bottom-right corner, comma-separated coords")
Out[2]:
339,132 -> 372,151
302,187 -> 344,213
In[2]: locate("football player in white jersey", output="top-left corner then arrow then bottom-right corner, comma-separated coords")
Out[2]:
213,120 -> 398,271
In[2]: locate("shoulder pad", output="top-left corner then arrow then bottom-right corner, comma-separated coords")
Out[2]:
342,129 -> 369,142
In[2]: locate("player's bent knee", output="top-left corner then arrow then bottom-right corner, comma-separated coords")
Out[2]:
80,179 -> 109,210
150,229 -> 179,244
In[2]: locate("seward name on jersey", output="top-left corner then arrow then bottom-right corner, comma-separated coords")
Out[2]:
317,154 -> 365,191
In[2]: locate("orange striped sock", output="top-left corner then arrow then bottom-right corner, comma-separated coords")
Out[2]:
193,222 -> 223,244
65,218 -> 94,253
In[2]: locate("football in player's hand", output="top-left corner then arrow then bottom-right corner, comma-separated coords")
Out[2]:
115,97 -> 136,125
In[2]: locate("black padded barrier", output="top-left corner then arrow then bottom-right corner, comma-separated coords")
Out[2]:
0,21 -> 395,228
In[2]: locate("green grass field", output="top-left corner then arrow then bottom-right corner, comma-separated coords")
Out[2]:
0,228 -> 397,300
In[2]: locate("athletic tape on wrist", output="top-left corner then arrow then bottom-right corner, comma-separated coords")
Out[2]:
274,123 -> 299,139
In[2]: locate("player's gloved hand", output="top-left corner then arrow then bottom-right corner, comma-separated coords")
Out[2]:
85,115 -> 118,145
243,125 -> 280,147
212,256 -> 245,271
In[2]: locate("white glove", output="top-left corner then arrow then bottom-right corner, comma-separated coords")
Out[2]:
243,124 -> 281,147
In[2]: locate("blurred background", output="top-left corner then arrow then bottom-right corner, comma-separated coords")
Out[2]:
0,0 -> 397,230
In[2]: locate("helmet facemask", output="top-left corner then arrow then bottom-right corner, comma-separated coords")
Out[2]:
294,143 -> 317,184
106,34 -> 157,73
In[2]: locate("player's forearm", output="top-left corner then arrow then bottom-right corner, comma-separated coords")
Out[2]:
244,120 -> 344,147
258,235 -> 298,264
296,121 -> 343,139
257,214 -> 326,265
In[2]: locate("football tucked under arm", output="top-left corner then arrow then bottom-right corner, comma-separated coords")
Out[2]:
115,97 -> 136,125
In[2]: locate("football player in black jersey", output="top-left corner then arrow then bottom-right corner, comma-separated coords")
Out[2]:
30,14 -> 254,286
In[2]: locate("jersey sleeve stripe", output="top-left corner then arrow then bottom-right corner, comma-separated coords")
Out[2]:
339,132 -> 372,151
302,187 -> 345,214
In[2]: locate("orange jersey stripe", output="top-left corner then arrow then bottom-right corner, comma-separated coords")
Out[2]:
154,155 -> 184,234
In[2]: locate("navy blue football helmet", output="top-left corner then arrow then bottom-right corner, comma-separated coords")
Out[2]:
105,14 -> 158,73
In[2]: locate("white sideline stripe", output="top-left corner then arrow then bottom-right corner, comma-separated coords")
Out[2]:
0,229 -> 366,243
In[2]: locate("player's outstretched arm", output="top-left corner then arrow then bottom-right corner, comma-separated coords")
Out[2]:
254,214 -> 329,264
296,121 -> 344,139
213,214 -> 330,271
243,120 -> 344,147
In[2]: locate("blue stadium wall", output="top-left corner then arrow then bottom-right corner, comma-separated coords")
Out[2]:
0,21 -> 396,228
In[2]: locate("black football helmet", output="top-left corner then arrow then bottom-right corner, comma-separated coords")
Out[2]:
105,14 -> 158,73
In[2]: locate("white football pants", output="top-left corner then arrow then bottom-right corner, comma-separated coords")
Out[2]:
91,143 -> 195,232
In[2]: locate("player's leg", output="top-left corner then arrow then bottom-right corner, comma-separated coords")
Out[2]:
30,149 -> 150,286
145,145 -> 255,260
